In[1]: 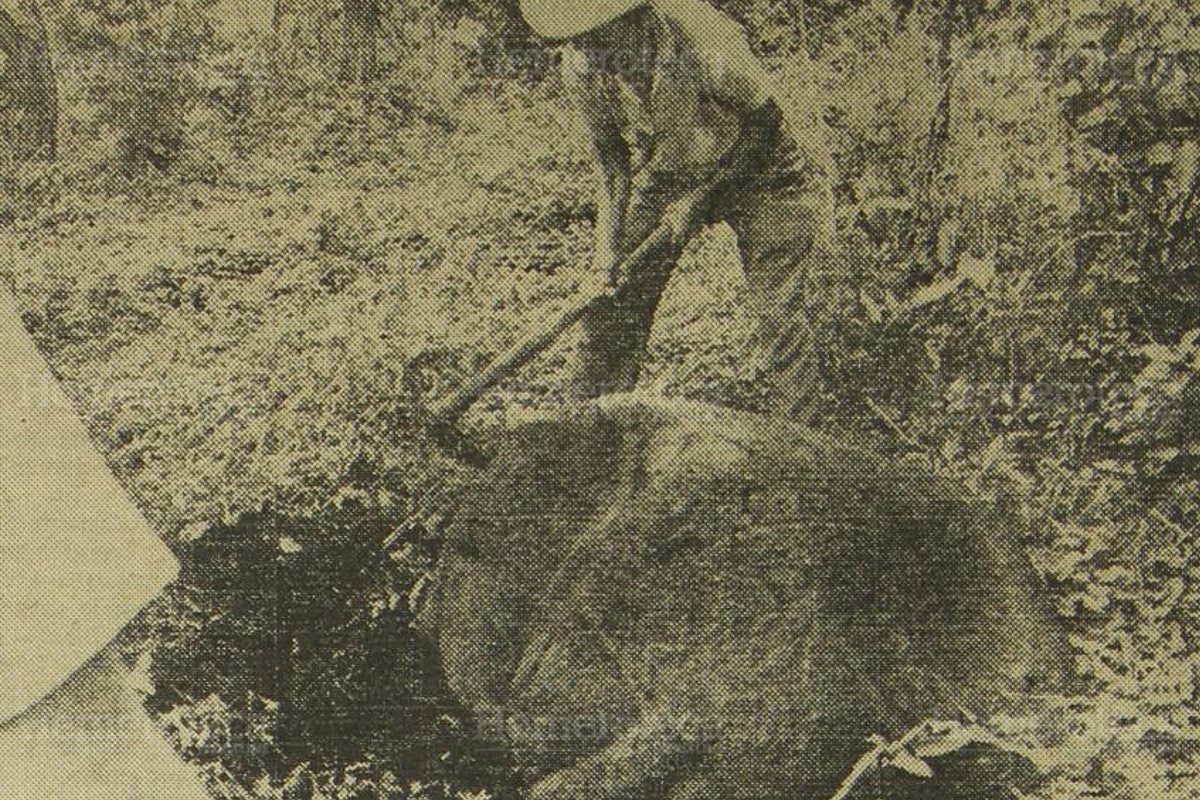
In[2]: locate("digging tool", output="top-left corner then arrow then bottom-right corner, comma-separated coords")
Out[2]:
425,188 -> 710,432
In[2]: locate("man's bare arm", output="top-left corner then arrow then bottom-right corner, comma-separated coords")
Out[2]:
657,0 -> 775,115
561,47 -> 632,281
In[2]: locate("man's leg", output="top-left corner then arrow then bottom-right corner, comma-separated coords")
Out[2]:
572,192 -> 683,398
727,186 -> 837,419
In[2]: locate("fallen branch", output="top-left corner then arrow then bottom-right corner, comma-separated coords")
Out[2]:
826,719 -> 1020,800
827,721 -> 934,800
863,396 -> 927,455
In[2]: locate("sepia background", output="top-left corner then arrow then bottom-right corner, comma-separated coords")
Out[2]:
1,0 -> 1199,797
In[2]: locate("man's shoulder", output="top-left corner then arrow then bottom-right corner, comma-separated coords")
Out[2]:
653,0 -> 775,110
653,0 -> 746,44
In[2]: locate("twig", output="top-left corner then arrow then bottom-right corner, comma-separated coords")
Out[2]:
827,740 -> 888,800
864,396 -> 926,455
1170,160 -> 1200,232
886,272 -> 967,324
0,9 -> 24,57
209,762 -> 258,800
1151,508 -> 1198,542
827,721 -> 937,800
382,510 -> 429,551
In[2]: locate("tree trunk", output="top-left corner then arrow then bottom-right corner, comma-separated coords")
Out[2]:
338,0 -> 379,85
0,2 -> 57,160
913,0 -> 958,269
781,0 -> 809,55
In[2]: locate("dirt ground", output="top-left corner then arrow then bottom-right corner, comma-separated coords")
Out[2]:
2,78 -> 784,798
4,10 -> 1200,796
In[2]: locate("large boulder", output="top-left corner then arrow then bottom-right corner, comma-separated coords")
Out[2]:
422,394 -> 1071,800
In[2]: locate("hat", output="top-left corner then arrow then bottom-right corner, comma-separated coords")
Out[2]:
520,0 -> 649,40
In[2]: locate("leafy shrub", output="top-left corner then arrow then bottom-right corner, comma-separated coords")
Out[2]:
48,0 -> 219,171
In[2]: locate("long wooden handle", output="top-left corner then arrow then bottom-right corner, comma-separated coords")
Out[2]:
428,222 -> 676,424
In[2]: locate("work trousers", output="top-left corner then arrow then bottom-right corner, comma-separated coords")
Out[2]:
573,103 -> 836,417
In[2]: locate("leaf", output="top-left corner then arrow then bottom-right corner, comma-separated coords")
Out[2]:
857,196 -> 914,215
861,290 -> 884,324
888,750 -> 934,779
924,339 -> 942,372
124,650 -> 157,697
1074,98 -> 1120,131
958,253 -> 996,290
906,275 -> 966,312
937,219 -> 961,267
1057,78 -> 1086,103
913,724 -> 1009,759
1146,141 -> 1174,167
1139,343 -> 1180,366
1080,584 -> 1111,613
408,574 -> 432,615
179,520 -> 211,542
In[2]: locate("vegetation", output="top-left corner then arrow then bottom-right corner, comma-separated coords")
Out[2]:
0,1 -> 57,159
2,0 -> 1199,797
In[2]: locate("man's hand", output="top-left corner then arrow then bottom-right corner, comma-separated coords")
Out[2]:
663,186 -> 712,247
593,244 -> 621,286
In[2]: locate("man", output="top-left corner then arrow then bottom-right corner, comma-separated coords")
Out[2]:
522,0 -> 837,414
0,285 -> 210,799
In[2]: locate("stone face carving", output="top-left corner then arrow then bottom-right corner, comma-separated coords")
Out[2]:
423,395 -> 1070,800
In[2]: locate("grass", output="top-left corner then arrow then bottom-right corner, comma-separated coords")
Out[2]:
4,29 -> 1200,798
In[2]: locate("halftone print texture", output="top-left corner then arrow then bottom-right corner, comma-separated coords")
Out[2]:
1,0 -> 1195,798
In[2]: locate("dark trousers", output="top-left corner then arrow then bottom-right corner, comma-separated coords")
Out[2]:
573,112 -> 836,417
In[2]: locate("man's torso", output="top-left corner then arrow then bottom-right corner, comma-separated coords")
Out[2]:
570,0 -> 777,183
